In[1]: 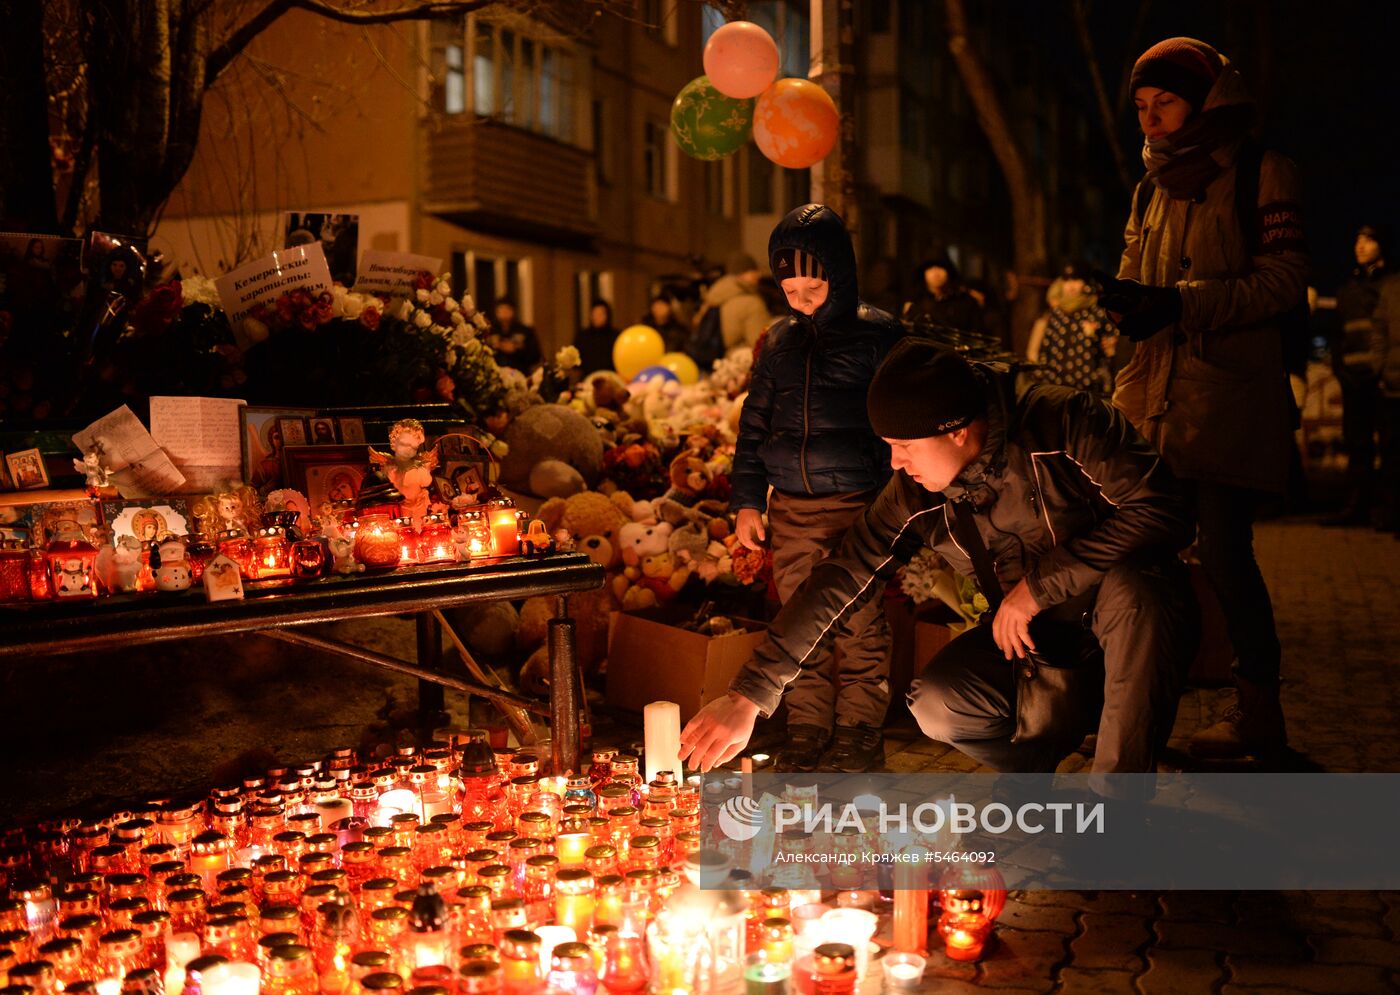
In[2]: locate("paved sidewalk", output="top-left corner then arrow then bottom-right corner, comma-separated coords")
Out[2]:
876,521 -> 1400,993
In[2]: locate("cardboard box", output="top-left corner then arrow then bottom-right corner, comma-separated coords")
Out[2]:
606,605 -> 768,723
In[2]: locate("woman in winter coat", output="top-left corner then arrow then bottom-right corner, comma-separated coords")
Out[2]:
1098,38 -> 1307,762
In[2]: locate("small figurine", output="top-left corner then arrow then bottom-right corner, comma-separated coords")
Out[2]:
328,534 -> 363,574
96,535 -> 144,594
193,484 -> 262,537
73,448 -> 113,494
520,519 -> 555,557
369,418 -> 439,525
202,554 -> 245,602
153,537 -> 193,592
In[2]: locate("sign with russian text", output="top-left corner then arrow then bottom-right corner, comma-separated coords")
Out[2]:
214,243 -> 333,324
353,250 -> 444,297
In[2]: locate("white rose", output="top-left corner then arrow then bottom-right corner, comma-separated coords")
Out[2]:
429,291 -> 444,306
451,310 -> 467,327
462,294 -> 476,314
436,279 -> 452,296
444,297 -> 459,313
340,293 -> 365,320
413,310 -> 432,329
445,347 -> 458,367
452,324 -> 473,346
242,317 -> 270,344
472,312 -> 490,330
555,345 -> 581,371
395,299 -> 414,321
416,288 -> 430,302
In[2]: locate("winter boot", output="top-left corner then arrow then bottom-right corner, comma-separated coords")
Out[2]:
1188,677 -> 1288,760
818,724 -> 885,773
774,724 -> 833,773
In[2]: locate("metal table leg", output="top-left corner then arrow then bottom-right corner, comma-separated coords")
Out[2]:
549,595 -> 580,774
416,612 -> 448,735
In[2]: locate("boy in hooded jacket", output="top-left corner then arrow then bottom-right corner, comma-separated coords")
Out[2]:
730,204 -> 904,772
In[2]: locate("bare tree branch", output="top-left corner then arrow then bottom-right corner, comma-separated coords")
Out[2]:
207,0 -> 493,83
1071,0 -> 1132,193
1114,0 -> 1153,119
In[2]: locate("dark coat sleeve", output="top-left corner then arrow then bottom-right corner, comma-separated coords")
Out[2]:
729,474 -> 937,715
1024,390 -> 1196,607
729,341 -> 777,512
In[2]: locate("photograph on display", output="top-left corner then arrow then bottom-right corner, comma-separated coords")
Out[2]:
101,499 -> 191,544
0,233 -> 86,343
240,406 -> 316,490
283,446 -> 368,517
283,212 -> 359,287
5,448 -> 50,491
433,431 -> 497,506
337,417 -> 366,444
309,418 -> 339,445
0,452 -> 13,491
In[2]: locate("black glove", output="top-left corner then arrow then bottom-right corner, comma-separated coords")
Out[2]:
1092,270 -> 1182,342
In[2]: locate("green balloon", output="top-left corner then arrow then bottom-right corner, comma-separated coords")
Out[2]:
670,75 -> 754,160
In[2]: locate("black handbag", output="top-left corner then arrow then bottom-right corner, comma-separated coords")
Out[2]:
949,499 -> 1101,745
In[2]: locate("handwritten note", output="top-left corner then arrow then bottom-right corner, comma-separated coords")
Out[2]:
72,405 -> 186,498
353,250 -> 443,297
150,396 -> 247,493
214,243 -> 333,325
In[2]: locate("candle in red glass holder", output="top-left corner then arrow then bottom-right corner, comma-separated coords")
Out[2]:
0,539 -> 31,602
28,544 -> 53,599
216,529 -> 257,579
354,515 -> 402,570
46,532 -> 99,599
290,540 -> 326,580
416,514 -> 454,565
252,527 -> 292,581
394,517 -> 419,566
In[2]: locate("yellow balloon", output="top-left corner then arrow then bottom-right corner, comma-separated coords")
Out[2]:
613,324 -> 666,381
660,351 -> 700,385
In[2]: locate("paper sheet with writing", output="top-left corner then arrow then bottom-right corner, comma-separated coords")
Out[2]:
72,406 -> 186,498
149,396 -> 247,493
214,243 -> 333,324
353,250 -> 443,297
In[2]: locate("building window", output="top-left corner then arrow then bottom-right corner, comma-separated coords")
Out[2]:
643,119 -> 674,200
455,250 -> 532,321
467,16 -> 578,143
429,19 -> 467,114
705,158 -> 734,218
746,148 -> 773,215
591,99 -> 610,184
642,0 -> 679,45
577,270 -> 616,328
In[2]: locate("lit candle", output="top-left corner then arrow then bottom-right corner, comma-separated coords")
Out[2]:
940,911 -> 992,962
490,507 -> 520,556
553,869 -> 596,933
533,925 -> 576,974
316,798 -> 354,829
818,909 -> 877,980
556,831 -> 591,867
375,788 -> 419,825
642,701 -> 682,784
881,951 -> 926,989
200,961 -> 261,995
744,954 -> 791,995
892,858 -> 930,954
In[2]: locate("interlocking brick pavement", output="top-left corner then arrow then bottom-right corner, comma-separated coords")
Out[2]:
874,521 -> 1400,992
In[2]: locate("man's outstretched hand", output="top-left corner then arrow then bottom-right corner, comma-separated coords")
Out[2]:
678,692 -> 761,772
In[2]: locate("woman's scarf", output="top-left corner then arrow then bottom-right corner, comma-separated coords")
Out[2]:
1141,103 -> 1253,200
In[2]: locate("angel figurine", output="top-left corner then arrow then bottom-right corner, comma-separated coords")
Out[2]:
73,448 -> 113,494
192,484 -> 263,538
369,418 -> 438,525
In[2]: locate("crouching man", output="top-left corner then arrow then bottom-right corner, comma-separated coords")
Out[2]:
680,339 -> 1199,775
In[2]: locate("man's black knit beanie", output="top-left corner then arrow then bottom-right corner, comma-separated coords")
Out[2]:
867,339 -> 986,439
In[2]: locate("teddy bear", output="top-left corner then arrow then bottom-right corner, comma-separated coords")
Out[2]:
500,403 -> 604,497
638,550 -> 690,603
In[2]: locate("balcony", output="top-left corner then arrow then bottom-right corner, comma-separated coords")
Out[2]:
421,116 -> 597,246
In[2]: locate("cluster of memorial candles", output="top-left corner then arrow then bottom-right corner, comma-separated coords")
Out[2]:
0,739 -> 1005,995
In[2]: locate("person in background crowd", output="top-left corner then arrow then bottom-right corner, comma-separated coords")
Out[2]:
1367,271 -> 1400,533
729,204 -> 904,773
904,256 -> 984,332
575,299 -> 617,374
487,298 -> 542,374
697,251 -> 772,352
680,342 -> 1198,777
1098,37 -> 1306,762
1326,225 -> 1390,526
1027,262 -> 1121,394
643,294 -> 691,354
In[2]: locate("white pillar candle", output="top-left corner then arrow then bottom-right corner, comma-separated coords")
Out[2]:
201,962 -> 260,995
167,932 -> 203,970
819,908 -> 878,979
316,798 -> 354,828
534,924 -> 577,973
643,700 -> 682,784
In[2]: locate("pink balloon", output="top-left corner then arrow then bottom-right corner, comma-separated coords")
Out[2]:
703,21 -> 781,100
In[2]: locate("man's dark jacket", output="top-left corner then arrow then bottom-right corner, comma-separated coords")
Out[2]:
729,205 -> 903,513
730,366 -> 1195,715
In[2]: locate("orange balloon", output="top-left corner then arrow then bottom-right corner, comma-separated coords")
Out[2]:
752,78 -> 839,169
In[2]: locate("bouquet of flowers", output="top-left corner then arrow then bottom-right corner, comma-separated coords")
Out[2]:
900,547 -> 989,631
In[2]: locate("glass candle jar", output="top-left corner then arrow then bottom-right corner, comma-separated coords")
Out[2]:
486,501 -> 520,557
457,961 -> 502,995
546,941 -> 596,995
416,515 -> 454,565
0,539 -> 31,603
252,527 -> 292,581
793,942 -> 856,995
394,518 -> 419,566
496,930 -> 540,995
215,530 -> 256,579
46,535 -> 100,599
552,870 -> 595,935
290,540 -> 326,580
353,515 -> 402,570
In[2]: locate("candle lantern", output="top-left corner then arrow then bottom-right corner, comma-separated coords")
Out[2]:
397,884 -> 454,976
553,869 -> 596,934
0,539 -> 32,602
353,514 -> 403,570
185,534 -> 218,583
546,942 -> 596,995
216,529 -> 257,579
647,851 -> 745,995
937,905 -> 992,962
487,501 -> 519,557
457,961 -> 503,995
290,540 -> 326,580
417,514 -> 455,565
498,929 -> 541,993
46,532 -> 99,599
454,511 -> 491,561
394,517 -> 420,566
252,527 -> 293,581
28,543 -> 53,599
793,942 -> 856,995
